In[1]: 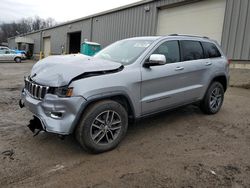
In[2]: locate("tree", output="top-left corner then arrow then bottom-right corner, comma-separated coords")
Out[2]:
0,16 -> 57,43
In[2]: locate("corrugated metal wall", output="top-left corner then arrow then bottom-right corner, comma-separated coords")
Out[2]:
27,32 -> 41,54
92,0 -> 187,47
8,32 -> 41,54
42,19 -> 91,54
221,0 -> 250,60
92,4 -> 155,47
8,0 -> 250,60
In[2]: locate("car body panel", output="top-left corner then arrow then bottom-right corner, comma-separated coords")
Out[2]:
31,54 -> 123,87
141,60 -> 207,115
21,90 -> 86,134
70,65 -> 141,118
20,35 -> 229,135
0,50 -> 22,62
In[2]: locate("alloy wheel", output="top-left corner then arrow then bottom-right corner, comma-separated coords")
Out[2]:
90,110 -> 122,145
209,87 -> 222,112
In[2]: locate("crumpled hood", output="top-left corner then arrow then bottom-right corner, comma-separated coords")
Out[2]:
30,54 -> 122,87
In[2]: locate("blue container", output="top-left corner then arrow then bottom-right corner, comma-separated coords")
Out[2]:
80,41 -> 101,56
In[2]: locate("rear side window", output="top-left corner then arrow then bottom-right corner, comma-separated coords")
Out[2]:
202,42 -> 221,58
153,40 -> 180,63
180,40 -> 203,61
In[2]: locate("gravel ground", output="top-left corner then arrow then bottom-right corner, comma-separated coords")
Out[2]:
0,61 -> 250,188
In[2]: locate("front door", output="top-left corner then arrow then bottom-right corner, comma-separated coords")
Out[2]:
140,40 -> 205,115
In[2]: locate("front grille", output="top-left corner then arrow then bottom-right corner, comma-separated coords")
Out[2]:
24,77 -> 50,100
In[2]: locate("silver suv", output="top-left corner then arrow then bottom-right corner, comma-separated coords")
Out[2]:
20,35 -> 229,153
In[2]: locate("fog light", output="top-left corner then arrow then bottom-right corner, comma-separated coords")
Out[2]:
50,112 -> 63,119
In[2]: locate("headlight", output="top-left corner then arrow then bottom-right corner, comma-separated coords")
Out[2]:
53,86 -> 74,97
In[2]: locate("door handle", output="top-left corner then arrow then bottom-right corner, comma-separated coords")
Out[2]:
205,62 -> 212,66
175,66 -> 184,71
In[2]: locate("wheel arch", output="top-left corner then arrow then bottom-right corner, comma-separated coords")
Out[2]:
201,74 -> 228,102
210,75 -> 228,92
14,56 -> 21,62
71,92 -> 136,134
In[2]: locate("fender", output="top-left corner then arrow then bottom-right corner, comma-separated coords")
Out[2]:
201,73 -> 228,100
208,73 -> 228,90
70,91 -> 136,134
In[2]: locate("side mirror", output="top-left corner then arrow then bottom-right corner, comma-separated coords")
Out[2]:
144,54 -> 166,68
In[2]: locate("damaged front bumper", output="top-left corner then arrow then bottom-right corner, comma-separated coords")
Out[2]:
20,89 -> 86,135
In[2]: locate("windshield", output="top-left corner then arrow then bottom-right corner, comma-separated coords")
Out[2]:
94,39 -> 153,65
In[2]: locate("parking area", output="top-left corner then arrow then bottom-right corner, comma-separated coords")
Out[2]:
0,61 -> 250,188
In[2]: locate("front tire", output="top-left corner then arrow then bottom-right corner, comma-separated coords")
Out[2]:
200,82 -> 224,114
14,57 -> 21,63
76,100 -> 128,153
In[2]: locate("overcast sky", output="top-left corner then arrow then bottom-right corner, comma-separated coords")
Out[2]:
0,0 -> 141,23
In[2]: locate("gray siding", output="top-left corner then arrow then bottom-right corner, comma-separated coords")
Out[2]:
8,32 -> 41,54
27,32 -> 41,54
92,0 -> 187,47
42,19 -> 91,54
222,0 -> 250,60
92,5 -> 155,47
8,0 -> 250,60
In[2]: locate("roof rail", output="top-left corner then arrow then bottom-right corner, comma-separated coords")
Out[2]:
168,34 -> 209,39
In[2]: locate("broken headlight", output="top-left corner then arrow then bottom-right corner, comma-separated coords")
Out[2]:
53,86 -> 74,97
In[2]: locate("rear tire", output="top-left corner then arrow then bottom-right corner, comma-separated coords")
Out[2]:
75,100 -> 128,153
14,57 -> 21,63
200,82 -> 224,114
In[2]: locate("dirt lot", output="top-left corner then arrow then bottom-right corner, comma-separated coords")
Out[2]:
0,61 -> 250,188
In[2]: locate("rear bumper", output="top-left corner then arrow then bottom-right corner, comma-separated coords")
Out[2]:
21,89 -> 86,135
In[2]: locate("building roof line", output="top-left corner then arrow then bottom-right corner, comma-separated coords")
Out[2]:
8,0 -> 154,40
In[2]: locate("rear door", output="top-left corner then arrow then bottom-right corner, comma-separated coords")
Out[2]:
141,39 -> 208,115
200,41 -> 224,91
178,40 -> 211,100
180,40 -> 216,100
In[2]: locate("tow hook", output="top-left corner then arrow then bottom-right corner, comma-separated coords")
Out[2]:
19,99 -> 24,108
27,116 -> 44,137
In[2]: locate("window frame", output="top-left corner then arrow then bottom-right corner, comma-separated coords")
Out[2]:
201,41 -> 222,59
150,40 -> 181,64
179,40 -> 205,62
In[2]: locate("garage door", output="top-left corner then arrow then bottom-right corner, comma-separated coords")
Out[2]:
43,37 -> 51,57
157,0 -> 226,43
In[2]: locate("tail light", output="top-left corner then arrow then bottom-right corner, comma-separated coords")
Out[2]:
227,59 -> 232,65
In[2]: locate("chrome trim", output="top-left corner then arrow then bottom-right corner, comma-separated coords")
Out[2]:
38,86 -> 42,99
31,83 -> 34,95
34,85 -> 38,98
24,78 -> 50,100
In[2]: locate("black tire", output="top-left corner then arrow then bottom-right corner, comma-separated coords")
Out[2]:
200,82 -> 224,114
14,57 -> 21,63
75,100 -> 128,153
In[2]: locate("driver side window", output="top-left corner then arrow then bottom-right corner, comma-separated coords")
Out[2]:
153,40 -> 180,63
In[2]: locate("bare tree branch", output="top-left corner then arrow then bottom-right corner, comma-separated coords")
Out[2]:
0,16 -> 57,43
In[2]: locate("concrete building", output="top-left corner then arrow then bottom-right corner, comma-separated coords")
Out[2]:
8,0 -> 250,63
